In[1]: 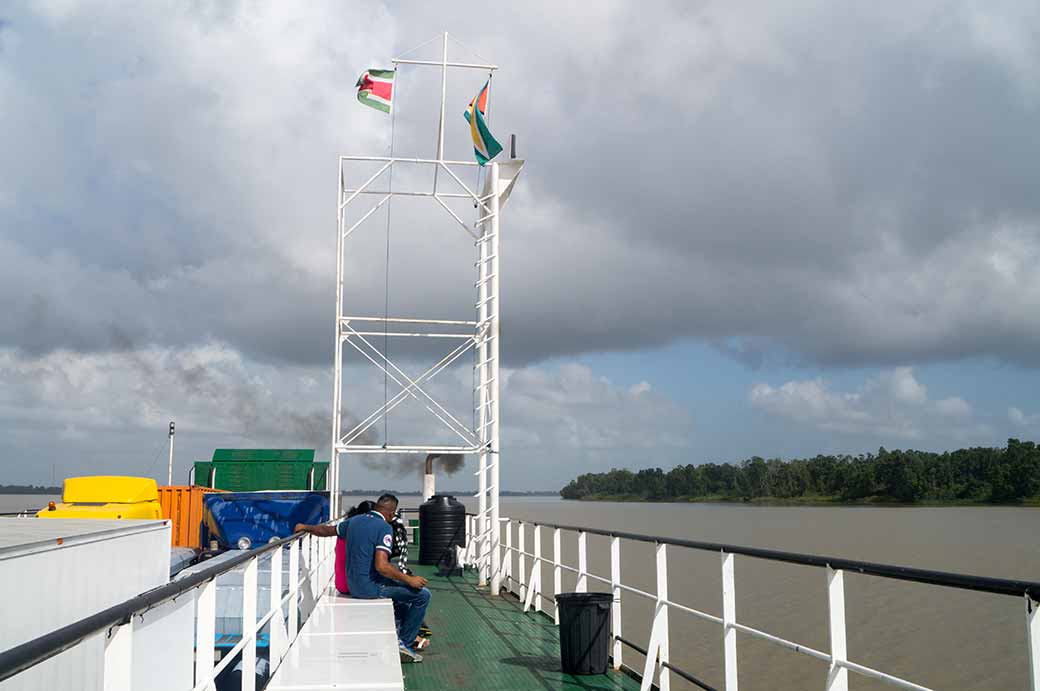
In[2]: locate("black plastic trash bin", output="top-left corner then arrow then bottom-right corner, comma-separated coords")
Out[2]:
555,592 -> 613,675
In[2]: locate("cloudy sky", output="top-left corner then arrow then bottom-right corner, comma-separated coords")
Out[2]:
1,1 -> 1038,492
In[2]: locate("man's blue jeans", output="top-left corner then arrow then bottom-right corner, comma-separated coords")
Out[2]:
377,584 -> 431,647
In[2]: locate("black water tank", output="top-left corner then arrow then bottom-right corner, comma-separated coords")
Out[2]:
418,494 -> 466,566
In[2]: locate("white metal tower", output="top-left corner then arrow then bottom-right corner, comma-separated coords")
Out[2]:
331,33 -> 523,595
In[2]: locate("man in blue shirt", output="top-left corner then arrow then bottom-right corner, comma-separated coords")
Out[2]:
296,494 -> 430,662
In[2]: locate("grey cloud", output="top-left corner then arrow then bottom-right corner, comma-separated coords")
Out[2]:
1,1 -> 1039,371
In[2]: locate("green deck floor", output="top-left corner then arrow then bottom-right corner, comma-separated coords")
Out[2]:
402,564 -> 642,691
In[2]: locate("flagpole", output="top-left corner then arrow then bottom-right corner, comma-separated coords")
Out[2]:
432,32 -> 448,194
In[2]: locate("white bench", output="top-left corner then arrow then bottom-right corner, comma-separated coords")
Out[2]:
266,586 -> 404,691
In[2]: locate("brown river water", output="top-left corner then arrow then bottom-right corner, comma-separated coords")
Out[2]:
444,496 -> 1040,691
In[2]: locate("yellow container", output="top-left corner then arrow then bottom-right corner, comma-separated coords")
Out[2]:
157,485 -> 224,548
37,476 -> 162,520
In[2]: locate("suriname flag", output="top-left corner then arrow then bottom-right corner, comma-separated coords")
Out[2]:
463,80 -> 502,166
356,69 -> 394,113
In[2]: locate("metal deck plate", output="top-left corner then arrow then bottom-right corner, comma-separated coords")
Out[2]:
400,566 -> 640,691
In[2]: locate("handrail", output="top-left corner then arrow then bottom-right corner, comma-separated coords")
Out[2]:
0,524 -> 334,683
471,515 -> 1040,691
510,519 -> 1040,600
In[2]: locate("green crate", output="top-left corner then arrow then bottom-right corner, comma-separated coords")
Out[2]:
192,450 -> 328,491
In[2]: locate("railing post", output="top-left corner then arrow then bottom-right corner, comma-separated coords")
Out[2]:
577,531 -> 588,593
103,619 -> 133,691
657,543 -> 670,691
826,567 -> 849,691
610,535 -> 622,670
553,527 -> 562,625
195,578 -> 216,690
639,542 -> 670,691
1028,596 -> 1040,691
270,546 -> 285,666
505,519 -> 513,593
518,522 -> 527,602
525,524 -> 542,614
241,556 -> 257,691
288,539 -> 300,639
722,551 -> 738,691
465,515 -> 475,566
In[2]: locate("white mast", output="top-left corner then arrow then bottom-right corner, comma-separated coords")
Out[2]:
331,34 -> 521,593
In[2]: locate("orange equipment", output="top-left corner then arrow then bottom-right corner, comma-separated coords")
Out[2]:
157,485 -> 225,548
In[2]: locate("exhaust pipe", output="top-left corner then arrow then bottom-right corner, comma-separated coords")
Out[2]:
423,454 -> 436,502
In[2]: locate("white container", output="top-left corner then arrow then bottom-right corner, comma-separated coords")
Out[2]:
0,517 -> 173,691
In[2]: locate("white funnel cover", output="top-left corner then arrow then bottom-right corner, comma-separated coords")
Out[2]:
480,159 -> 525,210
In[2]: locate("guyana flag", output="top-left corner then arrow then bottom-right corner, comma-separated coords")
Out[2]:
463,80 -> 502,165
356,69 -> 394,113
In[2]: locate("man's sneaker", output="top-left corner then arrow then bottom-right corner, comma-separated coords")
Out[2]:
399,643 -> 423,663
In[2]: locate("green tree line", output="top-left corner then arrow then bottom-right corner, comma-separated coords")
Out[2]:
559,439 -> 1040,504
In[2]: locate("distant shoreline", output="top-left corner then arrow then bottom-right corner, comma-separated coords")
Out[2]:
564,494 -> 1040,507
0,486 -> 60,495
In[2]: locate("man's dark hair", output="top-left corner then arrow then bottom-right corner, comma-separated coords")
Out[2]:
376,493 -> 399,510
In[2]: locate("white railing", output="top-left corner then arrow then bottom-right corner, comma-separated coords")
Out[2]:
0,526 -> 338,691
461,514 -> 1040,691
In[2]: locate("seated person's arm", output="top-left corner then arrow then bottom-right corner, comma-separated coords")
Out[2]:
294,522 -> 339,537
374,550 -> 428,589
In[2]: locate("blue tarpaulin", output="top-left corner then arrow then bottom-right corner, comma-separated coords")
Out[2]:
202,491 -> 329,549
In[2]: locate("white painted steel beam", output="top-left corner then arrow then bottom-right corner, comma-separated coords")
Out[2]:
827,567 -> 849,691
553,527 -> 562,625
195,579 -> 216,691
722,552 -> 738,691
611,536 -> 623,670
103,620 -> 133,691
488,162 -> 503,596
1029,596 -> 1040,691
577,531 -> 588,593
241,557 -> 257,691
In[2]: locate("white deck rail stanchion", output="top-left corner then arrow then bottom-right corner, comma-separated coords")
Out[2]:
269,546 -> 286,666
1028,596 -> 1040,691
518,522 -> 527,603
241,557 -> 258,691
577,531 -> 588,593
103,620 -> 133,691
610,536 -> 623,670
288,540 -> 300,640
195,578 -> 216,690
553,527 -> 562,625
827,567 -> 849,691
505,519 -> 513,591
722,551 -> 738,691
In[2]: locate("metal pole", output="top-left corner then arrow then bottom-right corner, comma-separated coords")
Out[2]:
553,527 -> 562,625
475,196 -> 489,588
611,536 -> 623,669
827,567 -> 849,691
432,32 -> 448,193
657,543 -> 671,691
166,421 -> 175,486
722,552 -> 738,691
1028,596 -> 1040,691
488,161 -> 502,596
241,557 -> 257,691
331,161 -> 345,518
